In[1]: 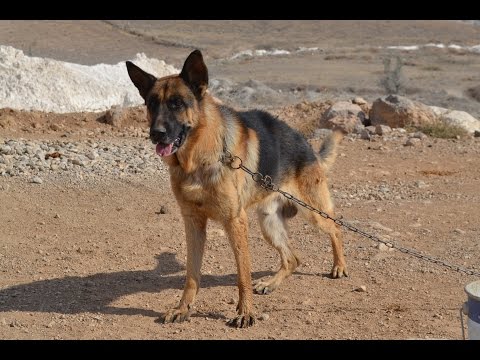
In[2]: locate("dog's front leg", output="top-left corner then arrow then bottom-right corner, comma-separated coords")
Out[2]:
160,214 -> 207,324
224,209 -> 256,328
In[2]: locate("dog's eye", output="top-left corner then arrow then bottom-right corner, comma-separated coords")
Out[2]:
146,97 -> 159,110
167,97 -> 184,111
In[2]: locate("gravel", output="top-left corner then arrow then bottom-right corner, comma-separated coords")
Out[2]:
0,138 -> 169,183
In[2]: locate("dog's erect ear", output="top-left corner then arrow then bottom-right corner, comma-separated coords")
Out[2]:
126,61 -> 157,100
180,50 -> 208,99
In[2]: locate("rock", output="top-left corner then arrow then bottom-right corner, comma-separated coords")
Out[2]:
412,131 -> 427,139
429,105 -> 449,117
475,130 -> 480,138
208,228 -> 225,238
49,124 -> 62,131
320,101 -> 366,133
321,115 -> 363,134
352,97 -> 367,105
157,205 -> 168,214
226,298 -> 236,305
377,243 -> 389,251
453,228 -> 466,235
375,124 -> 392,135
355,285 -> 367,292
86,151 -> 99,160
0,145 -> 12,154
360,129 -> 371,140
352,124 -> 365,134
102,105 -> 125,127
415,180 -> 427,188
46,320 -> 55,328
31,176 -> 43,184
439,110 -> 480,134
370,95 -> 437,128
404,138 -> 421,146
258,313 -> 270,321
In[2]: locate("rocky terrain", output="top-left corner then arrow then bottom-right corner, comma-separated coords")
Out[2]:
0,20 -> 479,340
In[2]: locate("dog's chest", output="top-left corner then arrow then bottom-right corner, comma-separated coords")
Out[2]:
171,163 -> 225,204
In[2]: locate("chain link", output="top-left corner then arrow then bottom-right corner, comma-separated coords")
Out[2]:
221,150 -> 480,277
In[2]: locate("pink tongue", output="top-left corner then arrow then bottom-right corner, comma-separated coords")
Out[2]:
156,143 -> 174,157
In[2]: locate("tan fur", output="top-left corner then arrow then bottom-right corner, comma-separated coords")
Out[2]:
129,56 -> 347,328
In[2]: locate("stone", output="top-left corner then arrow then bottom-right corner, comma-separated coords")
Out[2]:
412,131 -> 427,139
355,285 -> 367,292
360,129 -> 371,140
370,95 -> 437,128
439,110 -> 480,134
429,105 -> 449,117
321,115 -> 363,134
49,124 -> 62,131
375,124 -> 392,135
352,97 -> 367,105
404,138 -> 421,146
0,145 -> 12,154
320,101 -> 366,133
208,228 -> 225,237
258,313 -> 270,321
415,180 -> 427,188
377,243 -> 389,251
102,105 -> 125,127
31,176 -> 43,184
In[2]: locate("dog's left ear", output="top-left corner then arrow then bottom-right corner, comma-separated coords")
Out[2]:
180,50 -> 208,99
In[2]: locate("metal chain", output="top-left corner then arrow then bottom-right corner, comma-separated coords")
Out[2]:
220,150 -> 480,277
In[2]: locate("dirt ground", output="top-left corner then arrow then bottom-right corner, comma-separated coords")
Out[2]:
0,20 -> 480,340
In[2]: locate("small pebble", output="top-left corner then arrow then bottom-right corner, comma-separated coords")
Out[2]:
258,313 -> 270,321
31,176 -> 43,184
355,285 -> 367,292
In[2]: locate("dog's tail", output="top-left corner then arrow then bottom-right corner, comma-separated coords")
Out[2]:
318,130 -> 343,170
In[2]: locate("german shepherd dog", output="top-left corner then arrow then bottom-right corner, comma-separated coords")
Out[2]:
126,50 -> 347,328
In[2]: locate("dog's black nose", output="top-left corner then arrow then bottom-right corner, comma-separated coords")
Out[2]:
150,126 -> 167,143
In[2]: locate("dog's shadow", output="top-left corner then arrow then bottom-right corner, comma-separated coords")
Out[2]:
0,252 -> 272,318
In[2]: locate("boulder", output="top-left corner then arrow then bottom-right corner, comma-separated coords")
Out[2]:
320,101 -> 365,133
370,95 -> 437,128
320,115 -> 362,134
439,110 -> 480,134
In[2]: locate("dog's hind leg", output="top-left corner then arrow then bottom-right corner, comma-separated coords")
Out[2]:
296,168 -> 348,279
161,214 -> 207,324
253,196 -> 301,295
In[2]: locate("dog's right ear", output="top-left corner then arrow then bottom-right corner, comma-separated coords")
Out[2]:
126,61 -> 157,100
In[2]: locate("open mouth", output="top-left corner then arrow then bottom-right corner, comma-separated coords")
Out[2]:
154,128 -> 188,157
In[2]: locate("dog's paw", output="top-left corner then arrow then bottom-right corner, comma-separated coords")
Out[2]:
226,314 -> 256,328
252,276 -> 282,295
253,280 -> 275,295
331,264 -> 348,278
159,308 -> 191,324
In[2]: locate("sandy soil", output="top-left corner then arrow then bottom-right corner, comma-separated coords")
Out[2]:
0,20 -> 480,339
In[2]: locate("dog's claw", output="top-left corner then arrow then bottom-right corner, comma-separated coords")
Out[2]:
331,265 -> 348,279
227,314 -> 256,328
160,308 -> 191,324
